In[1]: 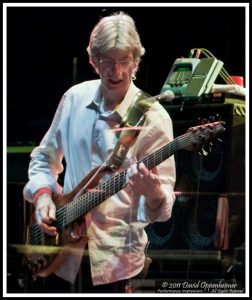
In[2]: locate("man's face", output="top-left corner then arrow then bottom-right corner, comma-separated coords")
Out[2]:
96,48 -> 138,96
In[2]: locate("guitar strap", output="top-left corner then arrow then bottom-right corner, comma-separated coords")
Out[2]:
105,90 -> 157,279
105,90 -> 156,172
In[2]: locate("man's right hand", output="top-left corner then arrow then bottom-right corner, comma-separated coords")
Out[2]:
35,193 -> 57,236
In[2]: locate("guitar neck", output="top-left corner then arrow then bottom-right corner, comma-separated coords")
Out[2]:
56,133 -> 189,228
29,121 -> 225,244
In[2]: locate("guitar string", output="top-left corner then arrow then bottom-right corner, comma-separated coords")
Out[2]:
28,131 -> 196,243
29,131 -> 191,244
29,125 -> 220,244
58,131 -> 185,225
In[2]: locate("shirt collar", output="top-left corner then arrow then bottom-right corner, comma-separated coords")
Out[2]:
86,86 -> 102,111
86,81 -> 140,121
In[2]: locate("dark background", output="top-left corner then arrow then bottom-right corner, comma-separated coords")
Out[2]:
7,5 -> 246,144
5,5 -> 246,292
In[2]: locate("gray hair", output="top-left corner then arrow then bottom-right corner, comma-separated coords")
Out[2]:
87,12 -> 145,66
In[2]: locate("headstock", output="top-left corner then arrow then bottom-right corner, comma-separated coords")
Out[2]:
183,121 -> 226,153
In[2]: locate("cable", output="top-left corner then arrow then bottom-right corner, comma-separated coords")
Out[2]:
189,48 -> 237,85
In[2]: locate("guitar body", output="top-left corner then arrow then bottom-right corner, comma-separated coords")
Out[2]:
26,166 -> 108,279
27,217 -> 89,279
25,121 -> 225,280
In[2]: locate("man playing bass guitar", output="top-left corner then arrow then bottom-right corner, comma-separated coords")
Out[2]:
23,11 -> 176,293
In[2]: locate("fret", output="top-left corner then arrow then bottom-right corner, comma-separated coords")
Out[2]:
62,138 -> 182,226
28,121 -> 225,244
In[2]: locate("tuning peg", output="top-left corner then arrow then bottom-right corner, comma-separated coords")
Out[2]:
214,114 -> 221,121
215,138 -> 223,147
206,142 -> 213,153
198,147 -> 208,156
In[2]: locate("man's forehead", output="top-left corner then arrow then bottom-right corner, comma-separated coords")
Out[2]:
101,48 -> 133,59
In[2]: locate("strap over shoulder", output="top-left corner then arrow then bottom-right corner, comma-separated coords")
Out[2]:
105,90 -> 156,171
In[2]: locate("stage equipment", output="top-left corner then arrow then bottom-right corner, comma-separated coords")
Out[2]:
161,57 -> 223,99
145,98 -> 245,251
160,48 -> 245,107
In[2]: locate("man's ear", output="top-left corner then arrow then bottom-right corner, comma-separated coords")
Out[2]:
89,56 -> 99,74
132,60 -> 140,76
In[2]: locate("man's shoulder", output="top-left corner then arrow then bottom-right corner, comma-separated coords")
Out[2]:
150,100 -> 171,120
66,79 -> 100,96
61,79 -> 101,108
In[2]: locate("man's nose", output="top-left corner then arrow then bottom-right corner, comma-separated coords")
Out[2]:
111,62 -> 122,73
113,62 -> 121,69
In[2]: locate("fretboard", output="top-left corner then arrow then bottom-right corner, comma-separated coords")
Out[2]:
56,132 -> 192,229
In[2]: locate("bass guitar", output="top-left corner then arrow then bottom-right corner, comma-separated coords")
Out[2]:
26,121 -> 225,279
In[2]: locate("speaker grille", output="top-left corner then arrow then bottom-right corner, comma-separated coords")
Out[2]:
146,101 -> 245,250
